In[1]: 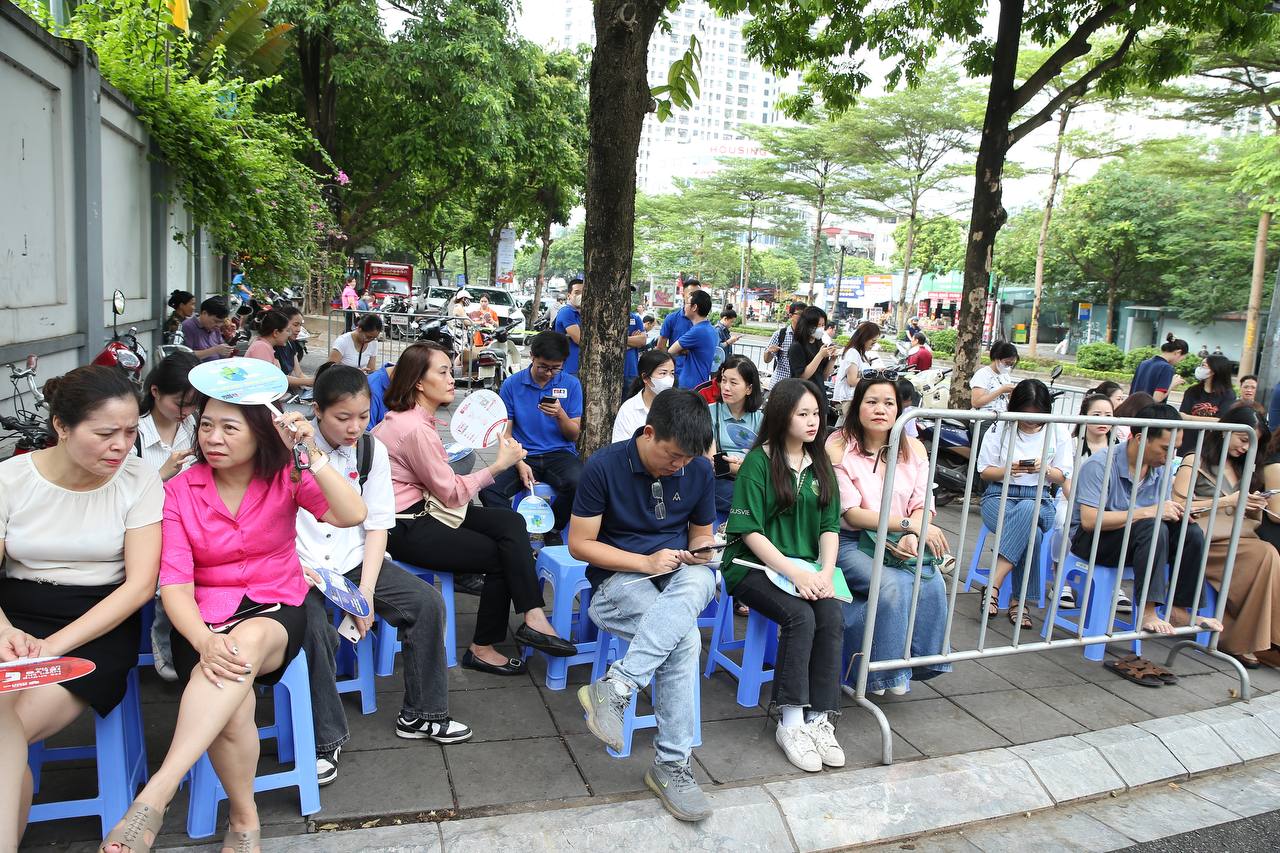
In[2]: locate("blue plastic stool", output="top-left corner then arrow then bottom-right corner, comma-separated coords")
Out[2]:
332,607 -> 378,715
963,524 -> 1048,609
26,668 -> 148,837
704,598 -> 779,707
589,627 -> 702,758
527,544 -> 598,690
137,598 -> 156,667
1043,555 -> 1136,661
389,561 -> 457,667
185,652 -> 321,838
696,568 -> 726,630
1132,581 -> 1220,656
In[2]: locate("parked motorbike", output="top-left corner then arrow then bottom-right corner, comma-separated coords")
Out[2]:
472,319 -> 523,390
2,356 -> 54,455
91,289 -> 147,388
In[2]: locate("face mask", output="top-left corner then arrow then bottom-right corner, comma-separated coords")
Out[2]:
569,294 -> 582,308
811,328 -> 823,341
1194,365 -> 1210,381
651,375 -> 675,393
997,362 -> 1012,375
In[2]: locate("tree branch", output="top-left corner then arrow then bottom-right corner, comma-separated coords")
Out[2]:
1010,1 -> 1128,113
1011,28 -> 1139,147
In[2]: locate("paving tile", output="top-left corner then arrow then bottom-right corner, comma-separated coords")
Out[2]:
858,832 -> 983,852
975,653 -> 1085,689
1189,703 -> 1280,761
537,679 -> 591,736
840,679 -> 941,706
699,670 -> 770,719
562,733 -> 711,797
962,807 -> 1133,853
1029,683 -> 1152,729
228,823 -> 443,852
448,737 -> 587,809
1008,736 -> 1123,803
829,712 -> 923,767
874,699 -> 1008,758
1181,760 -> 1280,818
1093,674 -> 1216,717
439,786 -> 794,852
314,745 -> 454,821
929,661 -> 1016,697
765,748 -> 1053,850
950,689 -> 1086,745
1087,785 -> 1238,843
1075,724 -> 1187,788
443,682 -> 559,742
1136,714 -> 1241,774
1174,671 -> 1250,704
693,716 -> 812,783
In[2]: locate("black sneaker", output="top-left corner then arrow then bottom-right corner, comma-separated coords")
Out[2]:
396,714 -> 474,744
316,746 -> 340,787
454,574 -> 485,596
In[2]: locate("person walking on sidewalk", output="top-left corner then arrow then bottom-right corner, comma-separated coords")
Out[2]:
721,378 -> 845,773
571,389 -> 719,822
297,365 -> 472,788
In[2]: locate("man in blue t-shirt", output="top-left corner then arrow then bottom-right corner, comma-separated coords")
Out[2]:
479,331 -> 583,532
568,389 -> 717,822
658,279 -> 701,365
1129,337 -> 1188,403
668,290 -> 718,389
624,309 -> 646,389
553,277 -> 584,374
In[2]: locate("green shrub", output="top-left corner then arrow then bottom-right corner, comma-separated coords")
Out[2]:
1076,342 -> 1123,372
1176,355 -> 1201,379
928,329 -> 957,357
1123,346 -> 1158,372
877,339 -> 897,353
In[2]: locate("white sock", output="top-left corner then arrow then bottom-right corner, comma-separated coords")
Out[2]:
605,676 -> 632,697
780,705 -> 804,728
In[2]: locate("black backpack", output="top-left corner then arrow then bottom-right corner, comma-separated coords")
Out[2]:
354,432 -> 374,491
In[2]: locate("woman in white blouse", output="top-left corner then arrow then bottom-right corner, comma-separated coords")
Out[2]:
969,341 -> 1020,414
832,321 -> 881,410
611,350 -> 675,442
975,379 -> 1073,629
0,366 -> 163,849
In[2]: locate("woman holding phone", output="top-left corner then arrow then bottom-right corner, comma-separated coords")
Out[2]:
102,398 -> 367,853
709,355 -> 763,516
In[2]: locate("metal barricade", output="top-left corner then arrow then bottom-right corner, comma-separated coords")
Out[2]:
849,408 -> 1257,764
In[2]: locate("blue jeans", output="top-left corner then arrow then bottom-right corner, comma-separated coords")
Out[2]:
837,530 -> 951,692
980,484 -> 1055,599
587,566 -> 716,765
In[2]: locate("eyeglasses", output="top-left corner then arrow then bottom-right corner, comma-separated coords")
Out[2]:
651,481 -> 666,521
860,368 -> 899,381
532,361 -> 563,375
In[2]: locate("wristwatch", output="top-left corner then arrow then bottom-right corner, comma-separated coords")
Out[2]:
899,518 -> 912,531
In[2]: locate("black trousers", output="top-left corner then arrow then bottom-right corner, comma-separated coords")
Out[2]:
1071,517 -> 1205,609
479,450 -> 582,531
731,570 -> 843,713
387,505 -> 543,646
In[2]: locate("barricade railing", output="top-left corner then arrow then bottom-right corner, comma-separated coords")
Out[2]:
852,408 -> 1257,765
324,308 -> 520,368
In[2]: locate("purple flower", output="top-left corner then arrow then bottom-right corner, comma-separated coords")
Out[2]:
336,170 -> 350,186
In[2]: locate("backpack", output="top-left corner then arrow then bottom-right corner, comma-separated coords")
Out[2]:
354,432 -> 374,491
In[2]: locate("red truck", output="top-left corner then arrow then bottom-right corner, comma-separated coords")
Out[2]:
363,261 -> 414,307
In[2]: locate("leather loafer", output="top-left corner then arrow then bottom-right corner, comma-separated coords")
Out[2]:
460,649 -> 525,676
514,624 -> 577,658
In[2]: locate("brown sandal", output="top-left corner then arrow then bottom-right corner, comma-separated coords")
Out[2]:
101,801 -> 163,853
221,828 -> 261,853
1117,653 -> 1178,684
1104,656 -> 1163,687
1007,602 -> 1032,629
979,595 -> 998,620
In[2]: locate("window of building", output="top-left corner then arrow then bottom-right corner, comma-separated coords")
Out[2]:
737,97 -> 747,106
736,109 -> 747,118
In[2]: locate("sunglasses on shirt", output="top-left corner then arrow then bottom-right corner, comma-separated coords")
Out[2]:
651,481 -> 666,521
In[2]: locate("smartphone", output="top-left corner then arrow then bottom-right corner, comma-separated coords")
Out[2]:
1017,459 -> 1036,468
208,602 -> 281,633
689,543 -> 727,556
713,453 -> 731,477
1190,507 -> 1210,517
1259,489 -> 1280,499
539,395 -> 555,407
336,613 -> 362,644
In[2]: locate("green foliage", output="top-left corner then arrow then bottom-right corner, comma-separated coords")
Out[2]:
1124,346 -> 1159,372
29,0 -> 335,290
928,329 -> 957,357
1176,355 -> 1202,379
894,217 -> 965,278
651,34 -> 701,122
1076,342 -> 1124,372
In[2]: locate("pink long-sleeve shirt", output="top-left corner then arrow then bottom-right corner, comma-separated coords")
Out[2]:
372,406 -> 495,512
160,463 -> 330,623
827,434 -> 931,531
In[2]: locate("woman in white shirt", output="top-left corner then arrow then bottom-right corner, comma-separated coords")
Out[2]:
0,367 -> 163,848
328,313 -> 384,373
969,341 -> 1020,413
833,322 -> 881,410
975,379 -> 1073,629
611,350 -> 675,442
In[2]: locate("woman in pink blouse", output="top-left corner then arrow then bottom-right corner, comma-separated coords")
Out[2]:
373,342 -> 575,677
102,401 -> 365,853
827,376 -> 951,697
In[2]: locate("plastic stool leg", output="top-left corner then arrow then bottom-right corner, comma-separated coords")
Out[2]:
438,572 -> 457,667
374,619 -> 399,677
736,613 -> 773,707
281,655 -> 321,817
1080,568 -> 1118,662
186,755 -> 221,839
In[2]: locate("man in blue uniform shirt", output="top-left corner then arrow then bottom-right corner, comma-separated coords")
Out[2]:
668,289 -> 718,390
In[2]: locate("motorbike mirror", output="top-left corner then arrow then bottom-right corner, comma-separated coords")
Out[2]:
111,290 -> 126,316
1050,365 -> 1063,381
25,355 -> 37,371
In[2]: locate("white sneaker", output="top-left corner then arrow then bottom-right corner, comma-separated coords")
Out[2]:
1116,590 -> 1133,614
775,723 -> 822,772
1058,585 -> 1076,609
888,684 -> 909,696
805,715 -> 845,768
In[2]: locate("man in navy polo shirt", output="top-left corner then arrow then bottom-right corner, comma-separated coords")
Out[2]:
569,389 -> 717,822
553,277 -> 584,374
479,331 -> 583,532
667,289 -> 718,390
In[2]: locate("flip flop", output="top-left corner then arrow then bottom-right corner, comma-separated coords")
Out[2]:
1117,653 -> 1178,684
1104,656 -> 1163,688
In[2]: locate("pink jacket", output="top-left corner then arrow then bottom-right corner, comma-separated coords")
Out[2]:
372,406 -> 494,512
160,463 -> 329,623
827,434 -> 931,531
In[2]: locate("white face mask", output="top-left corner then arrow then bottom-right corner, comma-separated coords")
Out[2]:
1195,365 -> 1210,381
997,362 -> 1012,375
650,374 -> 675,394
811,328 -> 824,342
569,294 -> 582,308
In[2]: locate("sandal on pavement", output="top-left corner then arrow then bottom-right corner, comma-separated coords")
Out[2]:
1233,653 -> 1261,670
979,595 -> 998,620
101,801 -> 163,853
222,828 -> 261,853
1007,603 -> 1032,630
1104,656 -> 1163,688
1117,653 -> 1178,684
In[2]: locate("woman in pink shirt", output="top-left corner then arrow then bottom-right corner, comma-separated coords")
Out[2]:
372,342 -> 575,677
243,310 -> 289,368
102,401 -> 365,853
828,375 -> 951,697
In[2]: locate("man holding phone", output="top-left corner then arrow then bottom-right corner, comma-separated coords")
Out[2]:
480,331 -> 584,535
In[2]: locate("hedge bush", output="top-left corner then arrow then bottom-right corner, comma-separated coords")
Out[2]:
1176,354 -> 1201,378
1076,342 -> 1124,372
928,329 -> 958,357
1123,346 -> 1159,372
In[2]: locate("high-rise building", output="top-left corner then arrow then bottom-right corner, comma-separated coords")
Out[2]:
526,0 -> 795,193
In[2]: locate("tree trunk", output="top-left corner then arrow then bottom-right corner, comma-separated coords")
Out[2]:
950,0 -> 1023,409
807,186 -> 826,304
744,212 -> 755,304
579,0 -> 667,458
462,246 -> 469,285
895,207 -> 919,329
532,220 -> 553,327
488,226 -> 502,287
1242,209 -> 1272,376
1029,107 -> 1070,358
1105,281 -> 1117,343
